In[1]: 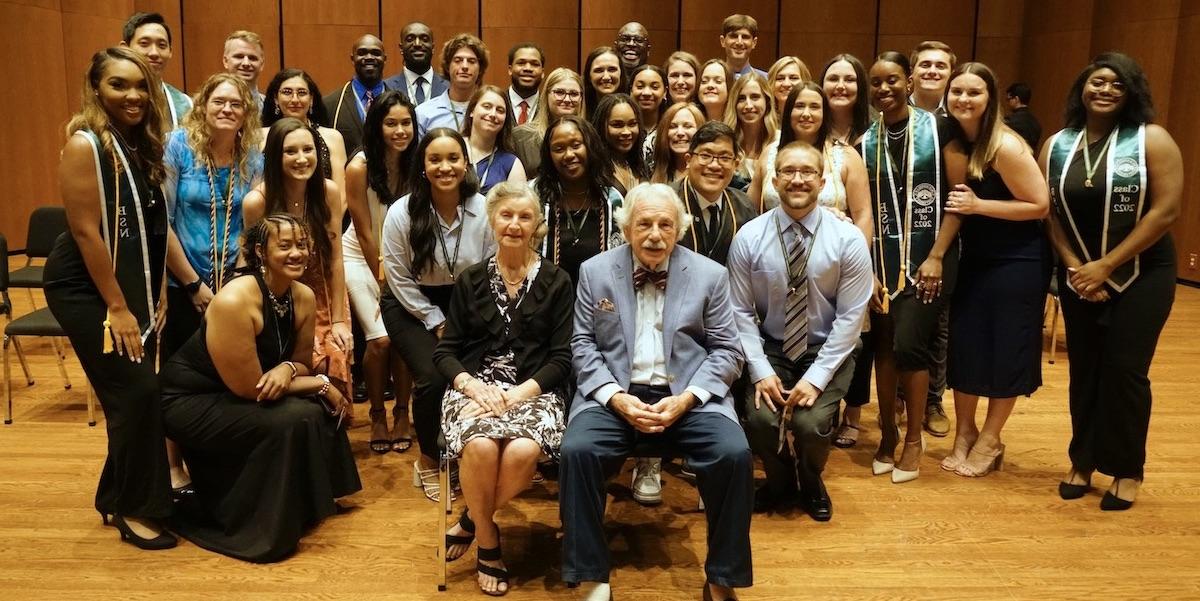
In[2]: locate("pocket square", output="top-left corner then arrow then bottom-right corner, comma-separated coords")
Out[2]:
597,298 -> 616,312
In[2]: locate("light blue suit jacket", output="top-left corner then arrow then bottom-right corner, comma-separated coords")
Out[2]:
569,244 -> 744,423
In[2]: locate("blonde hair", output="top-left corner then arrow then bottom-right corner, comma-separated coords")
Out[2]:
950,62 -> 1007,180
182,73 -> 263,182
525,67 -> 586,136
650,103 -> 705,183
66,47 -> 167,185
723,73 -> 777,158
224,30 -> 264,53
485,181 -> 547,248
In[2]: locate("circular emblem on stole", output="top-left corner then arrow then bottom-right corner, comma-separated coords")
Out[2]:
912,183 -> 937,207
1114,156 -> 1139,179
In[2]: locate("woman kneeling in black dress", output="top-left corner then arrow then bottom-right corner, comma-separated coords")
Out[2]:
160,213 -> 361,562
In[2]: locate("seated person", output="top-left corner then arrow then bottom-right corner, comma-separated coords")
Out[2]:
160,214 -> 361,563
561,183 -> 752,601
433,182 -> 574,596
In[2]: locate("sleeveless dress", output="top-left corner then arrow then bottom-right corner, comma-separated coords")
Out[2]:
947,166 -> 1050,397
160,274 -> 361,563
760,134 -> 850,213
298,242 -> 353,399
43,129 -> 171,519
473,150 -> 519,195
342,151 -> 391,340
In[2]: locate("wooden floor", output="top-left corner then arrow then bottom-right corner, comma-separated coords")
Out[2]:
2,267 -> 1199,600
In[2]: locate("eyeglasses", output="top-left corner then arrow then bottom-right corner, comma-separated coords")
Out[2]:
279,88 -> 310,99
551,88 -> 581,100
1087,78 -> 1127,96
208,98 -> 244,111
778,168 -> 821,182
616,35 -> 647,45
693,152 -> 737,167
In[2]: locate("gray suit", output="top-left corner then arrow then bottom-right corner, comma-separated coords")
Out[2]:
561,244 -> 753,589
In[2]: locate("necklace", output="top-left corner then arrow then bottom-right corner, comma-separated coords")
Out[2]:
1081,130 -> 1115,188
264,279 -> 293,317
498,255 -> 533,286
109,126 -> 138,152
206,157 -> 238,291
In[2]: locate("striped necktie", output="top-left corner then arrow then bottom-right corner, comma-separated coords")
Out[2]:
783,227 -> 809,363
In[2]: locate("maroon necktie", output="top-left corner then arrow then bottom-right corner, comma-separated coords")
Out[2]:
633,267 -> 668,291
518,100 -> 529,126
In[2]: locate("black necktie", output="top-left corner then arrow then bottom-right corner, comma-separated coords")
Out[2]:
633,267 -> 668,291
414,76 -> 427,104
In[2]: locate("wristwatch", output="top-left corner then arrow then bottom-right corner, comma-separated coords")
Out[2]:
184,278 -> 202,295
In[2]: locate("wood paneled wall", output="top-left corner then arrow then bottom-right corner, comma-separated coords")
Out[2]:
1,0 -> 1196,277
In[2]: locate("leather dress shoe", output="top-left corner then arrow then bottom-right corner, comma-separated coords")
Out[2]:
799,492 -> 833,521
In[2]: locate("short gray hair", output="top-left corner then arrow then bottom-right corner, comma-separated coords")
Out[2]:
614,183 -> 692,242
485,181 -> 547,249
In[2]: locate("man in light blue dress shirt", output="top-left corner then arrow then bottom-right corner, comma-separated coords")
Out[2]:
728,142 -> 872,520
415,33 -> 489,139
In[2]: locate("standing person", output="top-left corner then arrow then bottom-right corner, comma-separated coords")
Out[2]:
1044,52 -> 1181,510
222,30 -> 266,108
344,91 -> 419,454
698,59 -> 734,123
859,52 -> 961,483
615,22 -> 651,77
120,12 -> 190,128
821,54 -> 872,146
670,122 -> 756,265
650,102 -> 706,184
416,33 -> 489,138
941,63 -> 1050,477
583,47 -> 625,119
511,68 -> 586,179
44,47 -> 174,549
160,214 -> 360,563
724,73 -> 776,192
910,41 -> 955,115
730,142 -> 872,518
507,43 -> 544,127
384,22 -> 448,106
534,116 -> 623,285
766,56 -> 811,123
561,183 -> 751,601
1004,82 -> 1042,150
720,14 -> 768,79
664,51 -> 701,105
243,118 -> 354,401
462,85 -> 526,194
380,128 -> 496,502
324,34 -> 393,157
592,93 -> 650,195
262,68 -> 348,204
630,64 -> 669,163
435,183 -> 574,596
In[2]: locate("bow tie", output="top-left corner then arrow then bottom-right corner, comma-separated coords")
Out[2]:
633,267 -> 668,291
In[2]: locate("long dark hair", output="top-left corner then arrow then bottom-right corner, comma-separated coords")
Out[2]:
1064,51 -> 1155,129
262,68 -> 331,127
779,81 -> 832,149
363,90 -> 417,204
407,128 -> 479,279
537,116 -> 615,208
821,53 -> 871,141
583,47 -> 625,118
591,93 -> 650,181
261,118 -> 332,263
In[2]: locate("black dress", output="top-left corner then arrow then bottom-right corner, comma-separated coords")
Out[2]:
43,130 -> 171,521
160,274 -> 361,563
947,166 -> 1051,397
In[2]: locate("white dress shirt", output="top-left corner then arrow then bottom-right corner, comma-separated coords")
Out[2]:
405,66 -> 435,102
508,87 -> 537,123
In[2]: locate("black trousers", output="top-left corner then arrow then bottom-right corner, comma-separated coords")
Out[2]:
1059,261 -> 1175,479
45,282 -> 171,520
926,304 -> 950,407
560,389 -> 753,588
161,285 -> 202,362
742,343 -> 855,495
379,286 -> 452,460
844,330 -> 875,408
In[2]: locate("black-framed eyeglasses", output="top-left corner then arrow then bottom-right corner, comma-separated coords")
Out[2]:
694,152 -> 736,167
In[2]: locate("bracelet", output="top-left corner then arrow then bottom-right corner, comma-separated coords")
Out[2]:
316,374 -> 331,397
282,361 -> 298,378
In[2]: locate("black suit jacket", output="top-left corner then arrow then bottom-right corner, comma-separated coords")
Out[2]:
323,80 -> 397,158
432,258 -> 575,393
1004,107 -> 1042,152
669,179 -> 758,266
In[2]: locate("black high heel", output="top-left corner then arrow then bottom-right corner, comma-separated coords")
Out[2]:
111,515 -> 178,550
1058,468 -> 1093,500
1100,478 -> 1139,511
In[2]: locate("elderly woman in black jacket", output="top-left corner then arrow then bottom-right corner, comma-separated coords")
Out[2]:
433,181 -> 574,596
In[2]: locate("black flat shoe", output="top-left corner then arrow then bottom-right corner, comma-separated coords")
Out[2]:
476,544 -> 509,596
702,583 -> 737,601
111,515 -> 177,550
171,483 -> 196,500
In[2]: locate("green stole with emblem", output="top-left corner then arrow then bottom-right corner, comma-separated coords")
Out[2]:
861,106 -> 942,300
1046,124 -> 1146,292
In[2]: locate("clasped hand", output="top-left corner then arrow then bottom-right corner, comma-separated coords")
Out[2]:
460,380 -> 532,419
754,375 -> 821,413
1067,260 -> 1113,302
610,391 -> 696,433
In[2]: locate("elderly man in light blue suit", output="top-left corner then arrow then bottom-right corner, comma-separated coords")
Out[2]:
561,183 -> 752,601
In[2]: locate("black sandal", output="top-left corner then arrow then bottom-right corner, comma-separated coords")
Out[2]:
445,508 -> 475,561
391,436 -> 412,453
476,544 -> 509,597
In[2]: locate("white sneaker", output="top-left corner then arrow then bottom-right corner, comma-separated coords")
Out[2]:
632,458 -> 662,505
576,582 -> 612,600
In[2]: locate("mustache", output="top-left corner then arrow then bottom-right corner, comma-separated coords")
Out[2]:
641,239 -> 667,250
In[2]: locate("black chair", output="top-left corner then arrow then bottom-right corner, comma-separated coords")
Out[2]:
8,206 -> 67,308
0,234 -> 91,425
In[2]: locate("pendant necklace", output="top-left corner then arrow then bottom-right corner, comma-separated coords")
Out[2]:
1081,130 -> 1115,188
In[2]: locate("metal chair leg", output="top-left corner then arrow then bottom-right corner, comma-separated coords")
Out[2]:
437,451 -> 450,591
4,336 -> 12,424
11,337 -> 32,384
1049,296 -> 1061,365
50,338 -> 71,389
86,385 -> 96,427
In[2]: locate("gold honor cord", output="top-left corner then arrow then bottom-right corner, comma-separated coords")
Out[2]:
683,181 -> 737,254
207,158 -> 238,292
102,150 -> 122,354
872,120 -> 890,314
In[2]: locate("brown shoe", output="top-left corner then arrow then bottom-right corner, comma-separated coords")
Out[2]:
924,404 -> 950,437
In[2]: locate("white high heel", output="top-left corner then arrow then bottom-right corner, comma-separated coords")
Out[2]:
872,458 -> 894,475
412,460 -> 455,502
891,436 -> 925,484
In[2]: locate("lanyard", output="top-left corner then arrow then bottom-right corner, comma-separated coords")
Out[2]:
434,205 -> 464,280
775,208 -> 822,289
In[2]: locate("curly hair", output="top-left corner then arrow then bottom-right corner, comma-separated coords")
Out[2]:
66,47 -> 167,185
536,116 -> 615,206
181,73 -> 263,182
1063,52 -> 1155,129
441,33 -> 489,84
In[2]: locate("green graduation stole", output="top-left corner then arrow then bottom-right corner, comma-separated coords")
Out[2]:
861,107 -> 942,300
1047,124 -> 1146,292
